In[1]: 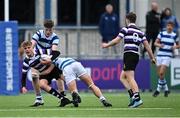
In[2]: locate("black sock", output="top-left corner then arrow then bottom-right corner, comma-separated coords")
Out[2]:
128,89 -> 133,98
133,92 -> 140,101
60,91 -> 66,96
49,88 -> 63,99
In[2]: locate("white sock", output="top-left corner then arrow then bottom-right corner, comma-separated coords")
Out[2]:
99,96 -> 106,102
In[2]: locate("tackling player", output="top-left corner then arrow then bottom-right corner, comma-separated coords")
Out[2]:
41,57 -> 112,107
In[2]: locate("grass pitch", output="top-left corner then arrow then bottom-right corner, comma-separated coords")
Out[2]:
0,92 -> 180,117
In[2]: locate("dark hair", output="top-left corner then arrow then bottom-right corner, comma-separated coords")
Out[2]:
126,12 -> 136,23
44,19 -> 54,28
21,41 -> 32,48
167,21 -> 174,27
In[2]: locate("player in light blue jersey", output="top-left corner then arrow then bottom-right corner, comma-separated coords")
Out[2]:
153,21 -> 180,97
41,57 -> 112,107
21,20 -> 65,107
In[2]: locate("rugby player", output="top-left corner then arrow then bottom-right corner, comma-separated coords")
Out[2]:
153,21 -> 180,97
102,12 -> 156,108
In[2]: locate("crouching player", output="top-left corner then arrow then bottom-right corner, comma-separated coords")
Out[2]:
153,21 -> 180,97
21,41 -> 71,107
41,57 -> 112,107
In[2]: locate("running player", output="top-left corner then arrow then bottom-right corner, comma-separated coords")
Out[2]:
153,21 -> 180,97
102,12 -> 156,108
21,19 -> 65,106
21,41 -> 71,107
41,57 -> 112,107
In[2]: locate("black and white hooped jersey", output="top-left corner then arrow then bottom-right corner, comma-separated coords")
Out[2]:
32,30 -> 60,55
22,54 -> 50,74
118,23 -> 146,54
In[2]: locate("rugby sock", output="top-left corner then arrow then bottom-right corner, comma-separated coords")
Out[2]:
49,88 -> 63,99
132,92 -> 140,101
162,79 -> 169,91
157,79 -> 164,92
60,91 -> 66,96
36,95 -> 43,101
99,96 -> 106,102
128,89 -> 133,98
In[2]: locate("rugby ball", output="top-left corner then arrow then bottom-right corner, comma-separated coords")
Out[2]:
41,54 -> 52,61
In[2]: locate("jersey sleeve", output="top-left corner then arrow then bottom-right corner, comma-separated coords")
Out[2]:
32,30 -> 41,42
51,35 -> 60,45
141,32 -> 147,42
157,32 -> 162,40
118,27 -> 127,39
174,34 -> 179,43
22,58 -> 30,73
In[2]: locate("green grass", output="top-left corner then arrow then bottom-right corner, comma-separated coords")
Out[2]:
0,92 -> 180,117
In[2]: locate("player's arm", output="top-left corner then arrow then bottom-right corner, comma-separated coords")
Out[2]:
31,39 -> 37,49
40,64 -> 55,75
51,44 -> 60,60
172,35 -> 180,49
143,40 -> 156,64
173,42 -> 180,49
102,36 -> 121,48
21,59 -> 30,93
154,38 -> 164,48
21,72 -> 28,94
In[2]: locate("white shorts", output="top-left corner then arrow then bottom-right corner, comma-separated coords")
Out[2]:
63,62 -> 86,85
156,56 -> 171,67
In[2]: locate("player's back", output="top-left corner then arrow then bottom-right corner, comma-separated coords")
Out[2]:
54,58 -> 76,70
118,24 -> 146,54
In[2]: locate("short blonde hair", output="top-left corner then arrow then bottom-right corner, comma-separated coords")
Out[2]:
21,41 -> 32,48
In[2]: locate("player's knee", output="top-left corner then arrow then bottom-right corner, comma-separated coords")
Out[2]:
39,80 -> 46,89
32,74 -> 39,81
159,72 -> 164,78
88,83 -> 95,89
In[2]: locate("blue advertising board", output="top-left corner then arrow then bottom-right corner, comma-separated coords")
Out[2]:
0,21 -> 19,95
23,59 -> 150,90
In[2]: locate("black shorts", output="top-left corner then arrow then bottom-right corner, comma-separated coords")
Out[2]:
123,52 -> 139,71
39,67 -> 62,85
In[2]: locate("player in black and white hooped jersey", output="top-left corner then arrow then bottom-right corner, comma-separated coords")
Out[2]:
102,12 -> 156,108
21,41 -> 71,107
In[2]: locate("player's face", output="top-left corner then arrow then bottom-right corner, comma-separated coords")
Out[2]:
44,28 -> 53,37
166,24 -> 173,33
23,45 -> 33,57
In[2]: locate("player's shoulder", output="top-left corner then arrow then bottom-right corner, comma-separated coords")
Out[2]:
23,57 -> 29,64
36,30 -> 43,35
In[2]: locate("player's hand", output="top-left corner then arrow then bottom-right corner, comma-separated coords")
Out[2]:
102,43 -> 109,48
21,87 -> 28,94
172,45 -> 177,50
160,44 -> 164,48
40,59 -> 51,65
151,58 -> 156,65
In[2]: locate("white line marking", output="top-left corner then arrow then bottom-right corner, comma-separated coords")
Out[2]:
0,107 -> 172,112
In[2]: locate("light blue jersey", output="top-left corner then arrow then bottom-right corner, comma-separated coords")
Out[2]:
157,31 -> 178,57
53,58 -> 76,70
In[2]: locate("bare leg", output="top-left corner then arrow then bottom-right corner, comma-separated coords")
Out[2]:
80,74 -> 112,107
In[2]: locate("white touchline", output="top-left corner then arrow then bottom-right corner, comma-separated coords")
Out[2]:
0,107 -> 173,112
